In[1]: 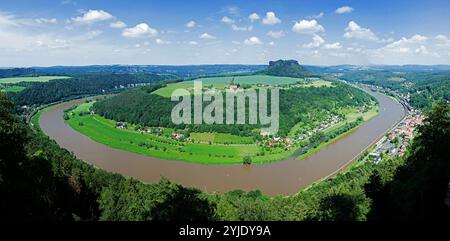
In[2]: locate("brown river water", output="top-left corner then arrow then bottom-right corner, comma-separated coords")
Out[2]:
39,89 -> 404,196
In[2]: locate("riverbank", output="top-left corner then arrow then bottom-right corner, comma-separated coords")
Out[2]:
32,97 -> 379,165
32,88 -> 403,195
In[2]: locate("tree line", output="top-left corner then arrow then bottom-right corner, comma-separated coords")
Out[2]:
93,82 -> 374,137
11,73 -> 177,107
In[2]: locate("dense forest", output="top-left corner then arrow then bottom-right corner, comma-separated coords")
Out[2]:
93,82 -> 374,137
11,73 -> 176,107
1,91 -> 448,221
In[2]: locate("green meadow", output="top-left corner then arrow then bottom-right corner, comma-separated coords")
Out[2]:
189,132 -> 254,144
152,75 -> 306,97
65,102 -> 276,165
0,76 -> 70,93
1,86 -> 26,93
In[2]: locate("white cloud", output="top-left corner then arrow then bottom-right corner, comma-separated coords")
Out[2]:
0,12 -> 20,27
381,34 -> 427,53
0,12 -> 34,27
435,34 -> 448,42
435,34 -> 450,48
71,9 -> 113,24
222,16 -> 252,31
267,30 -> 285,39
188,41 -> 198,45
186,20 -> 196,28
268,41 -> 276,46
415,45 -> 429,54
78,30 -> 103,40
35,18 -> 57,24
302,34 -> 324,48
223,6 -> 240,16
262,12 -> 281,25
156,38 -> 171,45
371,34 -> 436,61
110,21 -> 126,29
307,12 -> 324,19
200,32 -> 216,39
344,21 -> 378,41
244,36 -> 262,45
221,16 -> 235,25
122,23 -> 158,38
323,42 -> 342,50
336,6 -> 354,14
248,13 -> 260,22
292,19 -> 324,34
231,24 -> 253,31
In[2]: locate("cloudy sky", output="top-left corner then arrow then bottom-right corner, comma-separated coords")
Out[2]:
1,0 -> 450,67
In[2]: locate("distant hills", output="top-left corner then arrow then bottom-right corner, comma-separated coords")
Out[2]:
2,63 -> 450,80
307,64 -> 450,74
6,65 -> 266,78
258,59 -> 315,78
0,68 -> 36,78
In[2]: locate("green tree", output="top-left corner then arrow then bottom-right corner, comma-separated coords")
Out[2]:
243,156 -> 252,165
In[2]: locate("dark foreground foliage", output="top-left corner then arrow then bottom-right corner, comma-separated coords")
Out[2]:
1,91 -> 449,221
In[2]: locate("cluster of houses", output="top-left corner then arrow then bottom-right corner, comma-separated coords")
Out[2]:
114,83 -> 150,90
394,115 -> 424,156
369,114 -> 424,163
263,136 -> 293,150
297,115 -> 342,141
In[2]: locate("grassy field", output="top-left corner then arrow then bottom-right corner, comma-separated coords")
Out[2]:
301,79 -> 334,88
65,102 -> 272,164
189,132 -> 254,144
153,75 -> 305,97
1,86 -> 26,93
0,76 -> 70,93
190,75 -> 303,85
0,76 -> 70,84
323,106 -> 378,134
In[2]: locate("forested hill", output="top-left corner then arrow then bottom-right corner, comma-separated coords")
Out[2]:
257,60 -> 315,78
0,68 -> 36,78
12,73 -> 176,106
337,70 -> 450,110
93,82 -> 374,137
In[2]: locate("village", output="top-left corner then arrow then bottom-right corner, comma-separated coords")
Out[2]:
368,113 -> 424,163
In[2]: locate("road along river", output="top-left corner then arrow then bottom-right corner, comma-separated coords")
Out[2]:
39,89 -> 404,196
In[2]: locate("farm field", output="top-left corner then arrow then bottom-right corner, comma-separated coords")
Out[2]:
0,76 -> 70,84
301,79 -> 334,88
152,74 -> 309,97
0,76 -> 70,93
65,102 -> 276,164
189,132 -> 254,144
1,86 -> 26,93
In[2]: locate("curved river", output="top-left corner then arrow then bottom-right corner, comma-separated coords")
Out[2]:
39,89 -> 404,196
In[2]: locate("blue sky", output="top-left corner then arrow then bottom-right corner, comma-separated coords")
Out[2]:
1,0 -> 450,66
